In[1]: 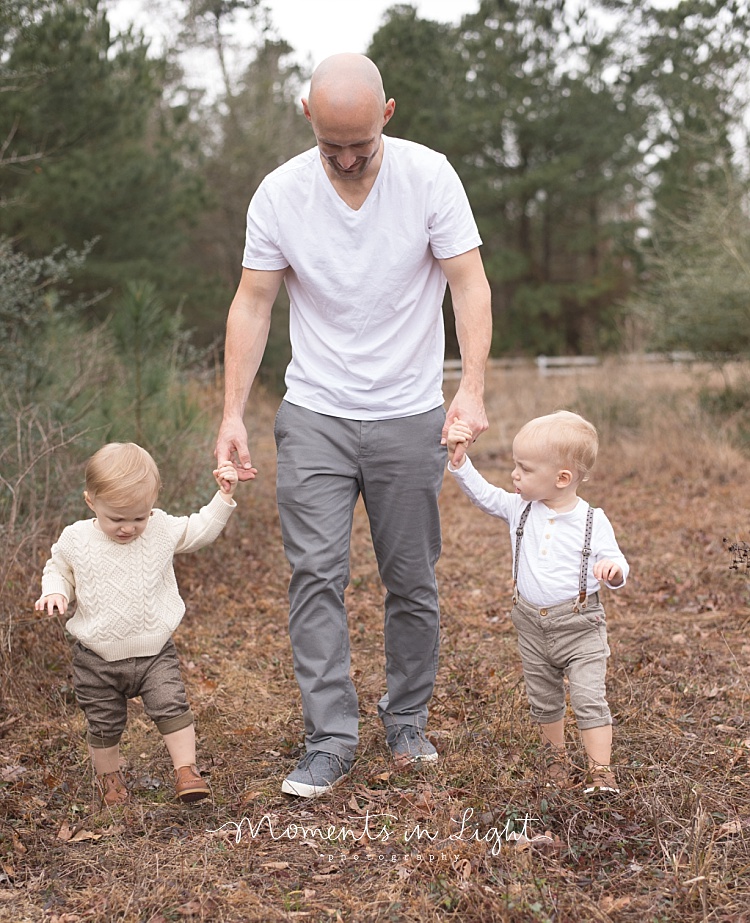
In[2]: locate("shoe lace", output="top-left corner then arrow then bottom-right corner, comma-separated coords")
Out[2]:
401,726 -> 423,743
298,751 -> 323,770
297,751 -> 344,772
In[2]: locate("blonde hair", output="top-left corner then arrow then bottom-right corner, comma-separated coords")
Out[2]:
515,411 -> 598,481
84,443 -> 161,507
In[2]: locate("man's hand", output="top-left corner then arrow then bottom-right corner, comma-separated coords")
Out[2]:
215,416 -> 258,482
35,594 -> 68,616
442,384 -> 488,448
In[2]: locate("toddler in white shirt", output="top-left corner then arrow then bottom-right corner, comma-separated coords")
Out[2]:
36,443 -> 238,806
447,411 -> 629,794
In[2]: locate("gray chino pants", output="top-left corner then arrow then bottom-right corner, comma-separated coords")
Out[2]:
274,401 -> 445,760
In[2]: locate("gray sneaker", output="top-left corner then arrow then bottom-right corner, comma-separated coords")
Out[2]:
281,751 -> 352,798
386,725 -> 438,763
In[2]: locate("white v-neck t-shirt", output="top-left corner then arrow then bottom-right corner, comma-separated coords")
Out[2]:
242,135 -> 482,420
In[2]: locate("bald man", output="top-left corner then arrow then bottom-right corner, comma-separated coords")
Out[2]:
216,53 -> 491,798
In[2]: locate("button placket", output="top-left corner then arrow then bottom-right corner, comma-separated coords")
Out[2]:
538,516 -> 555,561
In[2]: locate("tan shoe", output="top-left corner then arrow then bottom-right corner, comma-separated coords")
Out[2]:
584,765 -> 620,795
98,770 -> 130,806
542,744 -> 572,790
174,764 -> 211,803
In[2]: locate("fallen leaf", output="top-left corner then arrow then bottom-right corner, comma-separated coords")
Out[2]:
0,765 -> 26,783
506,831 -> 555,848
11,835 -> 26,855
599,895 -> 632,913
262,861 -> 289,870
57,822 -> 103,844
453,857 -> 472,880
717,818 -> 746,837
69,829 -> 103,843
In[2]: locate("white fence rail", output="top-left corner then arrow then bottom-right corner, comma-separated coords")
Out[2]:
443,352 -> 699,380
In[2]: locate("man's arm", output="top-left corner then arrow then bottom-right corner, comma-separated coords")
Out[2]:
438,248 -> 492,444
215,267 -> 286,480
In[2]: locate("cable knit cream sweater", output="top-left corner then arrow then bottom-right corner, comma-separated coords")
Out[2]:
41,491 -> 236,662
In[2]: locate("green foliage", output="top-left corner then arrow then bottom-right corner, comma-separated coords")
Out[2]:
110,280 -> 199,445
370,1 -> 646,356
3,0 -> 750,388
0,242 -> 206,537
369,0 -> 750,359
614,0 -> 749,226
631,174 -> 750,359
698,379 -> 750,447
368,6 -> 460,153
0,0 -> 204,313
0,237 -> 90,391
0,238 -> 108,533
182,34 -> 310,363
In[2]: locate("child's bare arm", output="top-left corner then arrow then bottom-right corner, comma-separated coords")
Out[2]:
214,462 -> 239,502
446,420 -> 473,468
593,559 -> 624,587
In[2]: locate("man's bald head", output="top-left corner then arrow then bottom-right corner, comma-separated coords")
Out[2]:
308,54 -> 386,114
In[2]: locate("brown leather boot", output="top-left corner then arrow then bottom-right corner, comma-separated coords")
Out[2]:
174,764 -> 211,803
98,770 -> 130,806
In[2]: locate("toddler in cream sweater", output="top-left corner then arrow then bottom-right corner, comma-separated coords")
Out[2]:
36,443 -> 238,806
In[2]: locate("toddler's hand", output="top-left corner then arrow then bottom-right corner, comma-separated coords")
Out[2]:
446,420 -> 473,467
214,462 -> 239,499
593,559 -> 624,587
35,594 -> 68,616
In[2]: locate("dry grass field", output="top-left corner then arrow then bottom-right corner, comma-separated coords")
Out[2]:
1,360 -> 749,922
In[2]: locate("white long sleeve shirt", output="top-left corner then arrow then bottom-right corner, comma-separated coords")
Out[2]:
449,457 -> 629,608
40,492 -> 236,661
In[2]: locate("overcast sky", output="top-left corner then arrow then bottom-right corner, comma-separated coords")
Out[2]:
260,0 -> 481,64
106,0 -> 483,94
105,0 -> 679,99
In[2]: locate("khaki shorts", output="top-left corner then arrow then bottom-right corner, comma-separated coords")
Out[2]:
72,639 -> 194,748
510,593 -> 612,730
